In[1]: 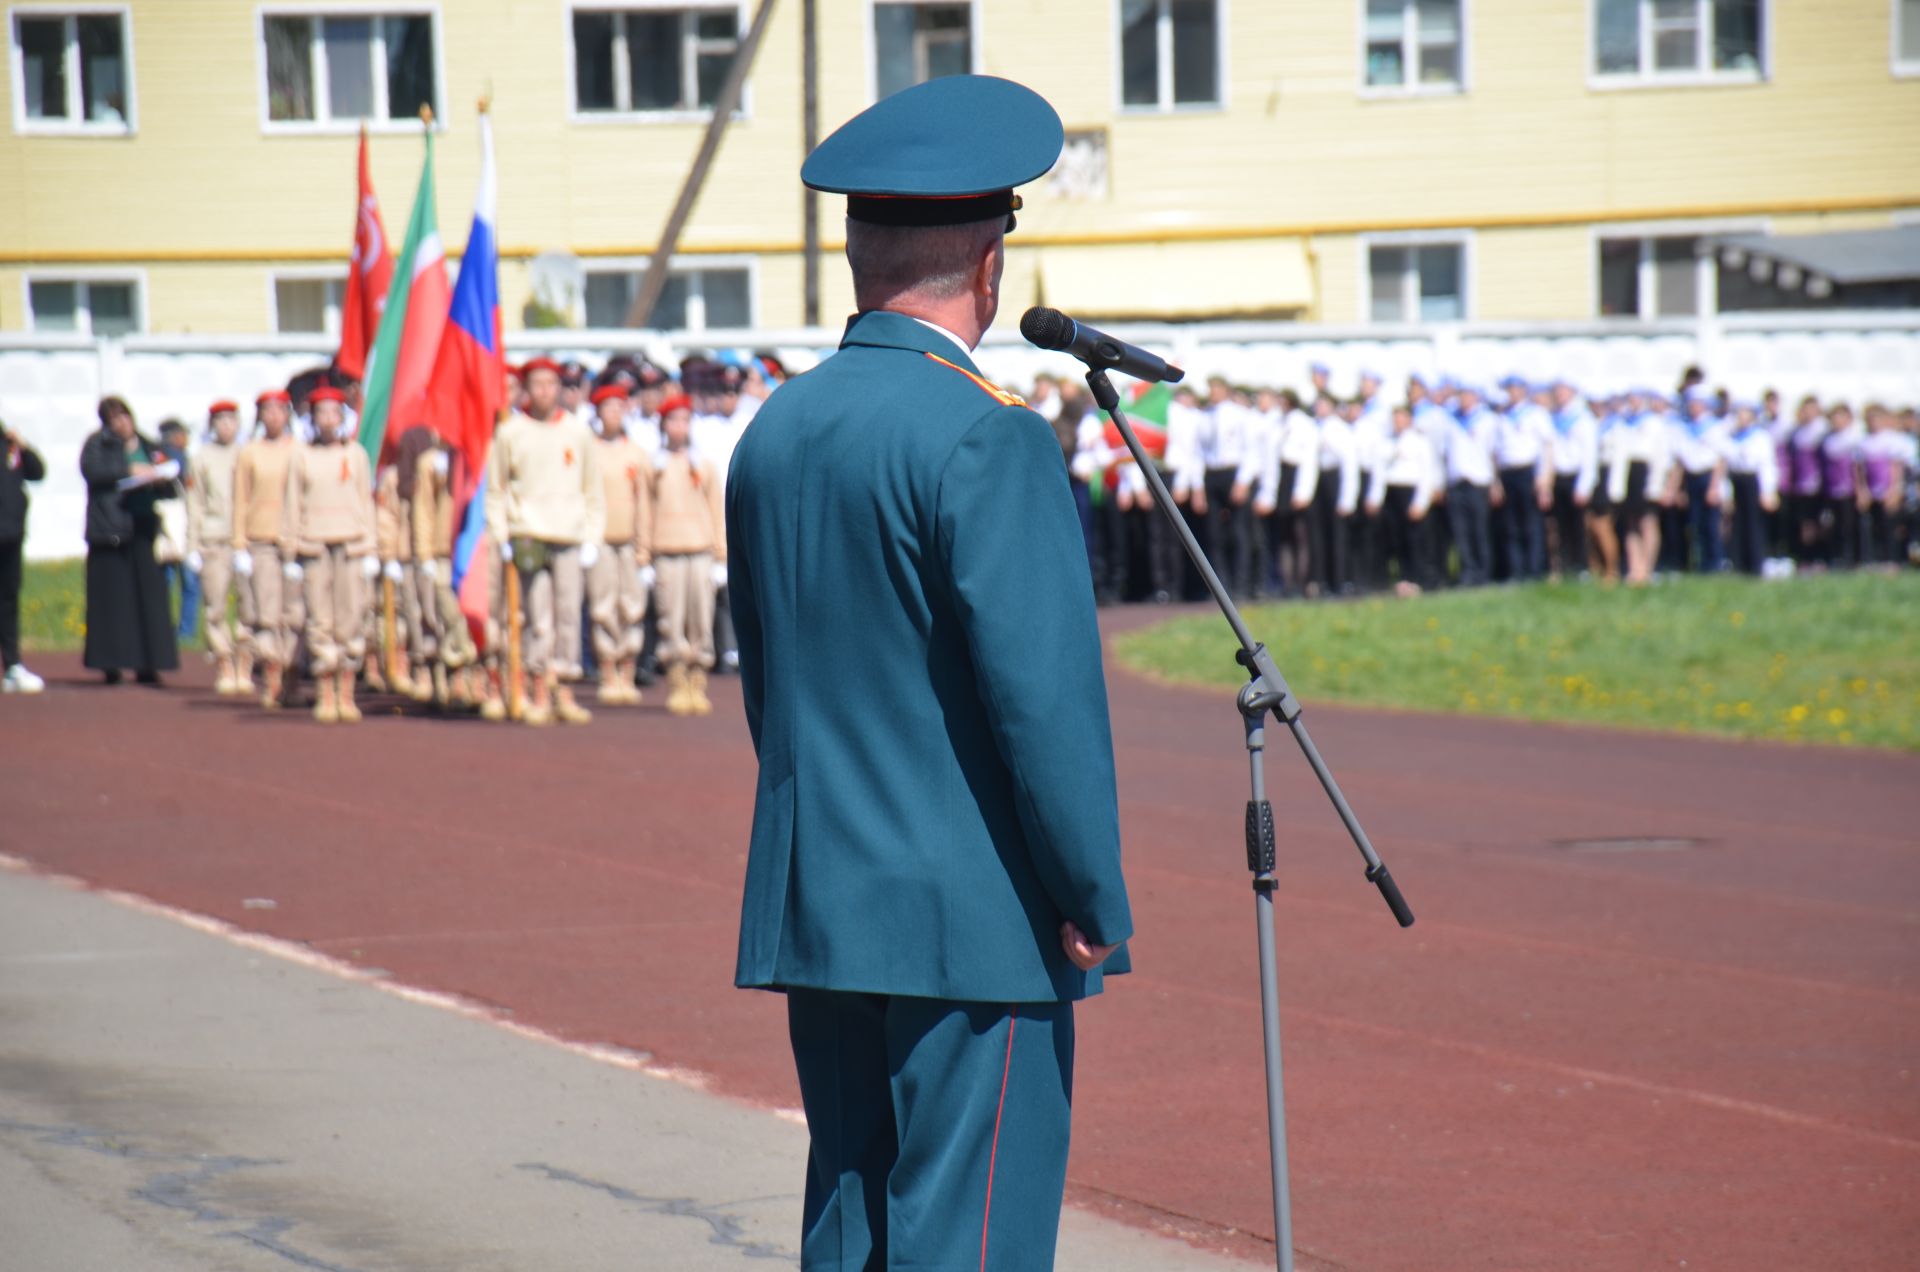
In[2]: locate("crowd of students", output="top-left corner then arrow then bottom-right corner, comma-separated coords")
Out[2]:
1032,365 -> 1919,602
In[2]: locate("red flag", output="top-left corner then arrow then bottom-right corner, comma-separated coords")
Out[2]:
335,125 -> 393,382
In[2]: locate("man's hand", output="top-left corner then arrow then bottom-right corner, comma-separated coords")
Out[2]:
1060,920 -> 1118,972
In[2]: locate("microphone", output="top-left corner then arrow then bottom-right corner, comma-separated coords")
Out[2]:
1020,307 -> 1184,385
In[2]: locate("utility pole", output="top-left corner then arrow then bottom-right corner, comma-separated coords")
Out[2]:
624,0 -> 779,329
802,0 -> 820,327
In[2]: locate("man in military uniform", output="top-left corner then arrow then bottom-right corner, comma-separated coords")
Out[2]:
727,75 -> 1133,1270
486,356 -> 603,726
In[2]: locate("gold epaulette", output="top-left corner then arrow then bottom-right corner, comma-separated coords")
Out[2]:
923,353 -> 1027,408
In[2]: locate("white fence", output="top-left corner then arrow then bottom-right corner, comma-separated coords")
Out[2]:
5,312 -> 1918,561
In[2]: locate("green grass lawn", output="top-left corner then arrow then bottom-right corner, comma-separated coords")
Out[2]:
1112,573 -> 1920,751
20,557 -> 203,654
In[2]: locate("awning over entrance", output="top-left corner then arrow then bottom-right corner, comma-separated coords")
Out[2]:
1038,237 -> 1313,320
1707,225 -> 1920,299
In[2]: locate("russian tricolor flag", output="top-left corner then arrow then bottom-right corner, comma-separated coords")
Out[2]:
423,109 -> 504,646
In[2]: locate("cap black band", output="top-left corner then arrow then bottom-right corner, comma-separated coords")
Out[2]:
847,190 -> 1021,228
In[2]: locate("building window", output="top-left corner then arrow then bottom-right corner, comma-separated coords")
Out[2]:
26,277 -> 140,336
1368,241 -> 1465,322
1898,0 -> 1920,74
273,275 -> 347,335
583,263 -> 752,330
873,1 -> 973,101
261,10 -> 437,127
1364,0 -> 1464,92
1593,0 -> 1765,83
571,4 -> 742,117
9,8 -> 132,132
1596,235 -> 1710,317
1119,0 -> 1220,111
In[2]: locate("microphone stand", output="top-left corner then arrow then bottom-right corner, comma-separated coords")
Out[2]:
1084,367 -> 1414,1272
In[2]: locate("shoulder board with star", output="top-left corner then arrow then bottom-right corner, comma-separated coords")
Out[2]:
923,353 -> 1027,408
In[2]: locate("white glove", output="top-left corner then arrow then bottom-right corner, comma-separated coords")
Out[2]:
637,565 -> 657,589
501,541 -> 514,563
232,551 -> 253,578
383,559 -> 404,582
364,556 -> 383,580
185,550 -> 203,573
711,563 -> 728,589
430,451 -> 449,475
420,558 -> 438,582
284,560 -> 305,582
579,541 -> 599,570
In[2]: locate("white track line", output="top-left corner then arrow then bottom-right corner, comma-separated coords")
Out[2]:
0,852 -> 809,1128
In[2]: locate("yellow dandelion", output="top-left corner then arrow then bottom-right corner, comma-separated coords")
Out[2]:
1787,704 -> 1810,723
1425,617 -> 1440,631
1850,678 -> 1868,695
1827,708 -> 1847,726
1435,636 -> 1452,651
1736,702 -> 1753,717
1729,611 -> 1746,627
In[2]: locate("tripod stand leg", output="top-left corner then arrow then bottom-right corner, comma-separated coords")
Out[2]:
1256,880 -> 1294,1272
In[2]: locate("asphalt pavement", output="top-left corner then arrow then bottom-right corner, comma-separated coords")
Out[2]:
0,862 -> 1249,1271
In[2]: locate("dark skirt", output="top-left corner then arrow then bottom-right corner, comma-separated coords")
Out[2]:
84,538 -> 179,672
1621,460 -> 1652,522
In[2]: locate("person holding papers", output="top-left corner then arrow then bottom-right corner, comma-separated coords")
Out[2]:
80,395 -> 180,684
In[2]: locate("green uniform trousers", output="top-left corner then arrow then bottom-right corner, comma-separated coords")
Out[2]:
786,988 -> 1075,1271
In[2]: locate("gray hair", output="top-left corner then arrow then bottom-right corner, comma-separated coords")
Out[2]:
844,216 -> 1004,305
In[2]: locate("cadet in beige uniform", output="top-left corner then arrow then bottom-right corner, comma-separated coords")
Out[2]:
587,383 -> 652,705
231,388 -> 303,709
285,386 -> 378,724
485,356 -> 604,726
648,392 -> 725,717
371,458 -> 425,698
187,400 -> 253,694
402,425 -> 475,706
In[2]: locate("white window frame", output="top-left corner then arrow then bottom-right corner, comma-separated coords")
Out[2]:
256,3 -> 446,135
7,4 -> 136,135
579,254 -> 759,332
1113,0 -> 1229,115
268,267 -> 349,337
1359,230 -> 1473,324
564,1 -> 753,124
1358,0 -> 1469,99
1588,216 -> 1767,318
864,0 -> 981,105
22,268 -> 146,336
1895,0 -> 1920,77
1587,0 -> 1771,90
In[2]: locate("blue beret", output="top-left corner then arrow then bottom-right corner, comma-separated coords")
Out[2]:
1309,361 -> 1330,375
803,76 -> 1063,229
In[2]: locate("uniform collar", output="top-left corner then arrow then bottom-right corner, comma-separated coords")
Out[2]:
840,309 -> 984,376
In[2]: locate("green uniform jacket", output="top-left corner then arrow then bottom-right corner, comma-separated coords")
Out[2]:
727,310 -> 1133,1004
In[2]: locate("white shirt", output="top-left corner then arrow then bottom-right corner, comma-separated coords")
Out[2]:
1164,401 -> 1208,496
1493,401 -> 1551,470
1547,405 -> 1600,499
1444,406 -> 1499,487
1199,398 -> 1254,471
1721,423 -> 1779,502
910,316 -> 973,359
1316,412 -> 1362,513
1670,411 -> 1727,476
1368,428 -> 1438,514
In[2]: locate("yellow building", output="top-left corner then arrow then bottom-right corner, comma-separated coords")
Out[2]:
2,0 -> 1916,339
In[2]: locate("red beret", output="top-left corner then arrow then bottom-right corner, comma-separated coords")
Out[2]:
256,389 -> 292,407
520,356 -> 563,380
308,386 -> 347,405
209,399 -> 239,416
658,392 -> 692,417
590,384 -> 630,406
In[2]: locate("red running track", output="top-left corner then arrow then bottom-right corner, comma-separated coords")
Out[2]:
2,620 -> 1916,1269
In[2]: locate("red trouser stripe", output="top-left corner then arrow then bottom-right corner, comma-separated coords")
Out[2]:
980,1010 -> 1018,1271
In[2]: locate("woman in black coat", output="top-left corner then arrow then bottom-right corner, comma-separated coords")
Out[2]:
80,396 -> 179,684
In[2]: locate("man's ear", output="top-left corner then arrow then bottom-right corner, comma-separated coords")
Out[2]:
974,235 -> 1003,299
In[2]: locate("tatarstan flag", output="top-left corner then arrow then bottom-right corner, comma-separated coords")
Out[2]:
334,125 -> 392,383
357,128 -> 448,469
1111,381 -> 1170,459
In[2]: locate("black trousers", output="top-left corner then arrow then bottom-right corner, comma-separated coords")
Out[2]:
1550,474 -> 1587,576
1312,474 -> 1348,593
1497,466 -> 1546,580
1728,473 -> 1767,574
1447,481 -> 1492,586
1383,486 -> 1433,589
1202,467 -> 1256,597
0,538 -> 20,667
1350,506 -> 1386,591
1827,495 -> 1860,568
